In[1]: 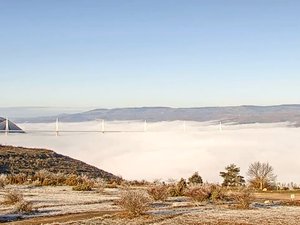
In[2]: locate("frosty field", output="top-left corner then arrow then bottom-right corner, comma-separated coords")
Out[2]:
1,121 -> 300,184
1,185 -> 300,225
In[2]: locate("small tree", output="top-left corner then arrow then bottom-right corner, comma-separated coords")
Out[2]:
247,162 -> 276,190
188,172 -> 203,185
220,164 -> 245,187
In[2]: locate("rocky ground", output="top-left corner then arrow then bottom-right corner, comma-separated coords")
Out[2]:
0,145 -> 119,180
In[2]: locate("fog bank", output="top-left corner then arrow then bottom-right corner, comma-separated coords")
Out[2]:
0,121 -> 299,184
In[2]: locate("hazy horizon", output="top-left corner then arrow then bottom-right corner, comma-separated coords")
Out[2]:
1,103 -> 300,120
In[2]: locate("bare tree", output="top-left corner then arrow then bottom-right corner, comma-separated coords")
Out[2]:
247,162 -> 276,190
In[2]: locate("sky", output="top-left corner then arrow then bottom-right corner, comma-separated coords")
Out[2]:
0,0 -> 300,108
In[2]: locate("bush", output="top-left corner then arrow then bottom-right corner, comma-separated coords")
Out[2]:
0,174 -> 7,188
14,200 -> 34,214
230,188 -> 253,209
3,190 -> 24,205
7,173 -> 27,184
105,182 -> 118,189
147,185 -> 169,201
72,182 -> 93,191
0,179 -> 5,189
65,174 -> 79,186
94,178 -> 106,193
0,180 -> 4,189
185,185 -> 211,202
117,190 -> 151,217
32,170 -> 68,186
31,180 -> 42,187
128,180 -> 150,186
168,178 -> 187,197
168,185 -> 179,197
210,185 -> 227,203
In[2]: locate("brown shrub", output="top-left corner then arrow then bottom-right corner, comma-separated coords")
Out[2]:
0,174 -> 7,188
72,182 -> 93,191
168,185 -> 178,197
54,172 -> 67,185
230,188 -> 254,209
0,181 -> 4,189
117,190 -> 151,217
94,179 -> 106,193
185,185 -> 211,202
65,174 -> 79,186
14,200 -> 34,214
0,180 -> 5,189
31,180 -> 42,187
128,180 -> 150,186
7,173 -> 27,184
147,185 -> 169,201
168,178 -> 187,197
3,190 -> 24,205
105,182 -> 118,189
210,185 -> 228,203
32,170 -> 67,186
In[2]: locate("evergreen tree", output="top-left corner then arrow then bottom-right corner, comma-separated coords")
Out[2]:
220,164 -> 245,187
188,172 -> 203,185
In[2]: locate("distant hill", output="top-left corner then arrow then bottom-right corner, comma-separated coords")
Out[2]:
0,145 -> 119,180
14,105 -> 300,126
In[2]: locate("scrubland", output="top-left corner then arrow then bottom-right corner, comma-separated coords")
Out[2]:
0,176 -> 299,225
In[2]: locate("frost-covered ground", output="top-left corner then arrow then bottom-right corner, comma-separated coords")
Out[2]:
0,185 -> 119,221
1,186 -> 299,225
1,121 -> 300,184
50,206 -> 300,225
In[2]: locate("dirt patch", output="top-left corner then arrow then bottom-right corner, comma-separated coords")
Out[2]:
3,210 -> 118,225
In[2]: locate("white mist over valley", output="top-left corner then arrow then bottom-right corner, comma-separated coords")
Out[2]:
1,121 -> 299,184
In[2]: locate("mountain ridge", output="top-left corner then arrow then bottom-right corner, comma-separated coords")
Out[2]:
11,104 -> 300,126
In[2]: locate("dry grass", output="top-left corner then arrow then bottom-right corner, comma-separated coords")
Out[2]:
32,206 -> 300,225
3,190 -> 24,205
93,179 -> 106,193
210,185 -> 228,203
168,179 -> 188,197
72,182 -> 93,191
147,185 -> 169,201
14,200 -> 34,214
117,190 -> 151,217
185,185 -> 211,202
1,185 -> 300,224
230,188 -> 254,209
105,182 -> 118,189
0,180 -> 5,189
0,174 -> 7,188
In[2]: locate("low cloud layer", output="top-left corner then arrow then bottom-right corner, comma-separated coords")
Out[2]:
0,121 -> 299,184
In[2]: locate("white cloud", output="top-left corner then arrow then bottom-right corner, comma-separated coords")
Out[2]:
0,121 -> 299,184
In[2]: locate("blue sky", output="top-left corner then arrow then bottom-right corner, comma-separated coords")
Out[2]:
0,0 -> 299,108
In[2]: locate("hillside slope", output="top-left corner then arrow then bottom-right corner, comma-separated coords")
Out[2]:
0,145 -> 119,180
